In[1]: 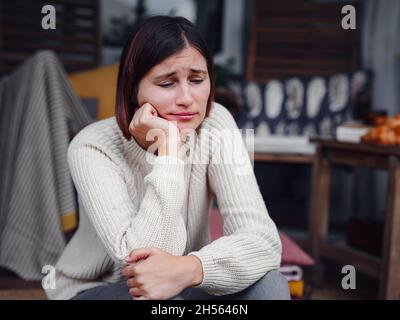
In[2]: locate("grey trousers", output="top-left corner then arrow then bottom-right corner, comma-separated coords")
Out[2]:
72,270 -> 291,300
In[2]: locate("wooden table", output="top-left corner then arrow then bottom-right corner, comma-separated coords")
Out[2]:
309,137 -> 400,299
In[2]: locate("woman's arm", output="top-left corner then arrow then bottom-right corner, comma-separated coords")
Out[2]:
67,138 -> 187,266
188,104 -> 282,296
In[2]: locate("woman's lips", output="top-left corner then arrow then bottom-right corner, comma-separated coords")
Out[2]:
169,112 -> 197,121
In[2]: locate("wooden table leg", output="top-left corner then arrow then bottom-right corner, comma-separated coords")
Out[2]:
309,147 -> 332,285
379,156 -> 400,299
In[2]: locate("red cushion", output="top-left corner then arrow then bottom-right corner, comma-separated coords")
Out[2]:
209,208 -> 314,266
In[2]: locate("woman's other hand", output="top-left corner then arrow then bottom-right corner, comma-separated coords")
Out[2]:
122,247 -> 203,300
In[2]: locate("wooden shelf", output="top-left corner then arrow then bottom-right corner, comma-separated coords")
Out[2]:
320,241 -> 381,279
253,152 -> 314,164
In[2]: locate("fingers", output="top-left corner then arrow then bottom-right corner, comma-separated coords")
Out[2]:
129,103 -> 154,131
129,287 -> 143,298
142,102 -> 158,117
122,248 -> 159,278
138,103 -> 158,126
126,277 -> 147,300
126,276 -> 138,288
130,103 -> 165,136
122,264 -> 137,278
128,102 -> 181,154
128,285 -> 147,300
125,247 -> 155,263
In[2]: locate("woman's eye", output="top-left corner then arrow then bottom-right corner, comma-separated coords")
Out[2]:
158,82 -> 173,88
190,79 -> 204,84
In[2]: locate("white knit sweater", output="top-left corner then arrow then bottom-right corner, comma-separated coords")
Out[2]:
45,102 -> 281,300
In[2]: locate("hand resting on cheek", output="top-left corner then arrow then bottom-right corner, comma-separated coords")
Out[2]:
128,102 -> 182,157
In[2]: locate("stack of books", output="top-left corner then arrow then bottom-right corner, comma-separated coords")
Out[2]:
278,232 -> 315,299
336,122 -> 371,143
279,265 -> 304,298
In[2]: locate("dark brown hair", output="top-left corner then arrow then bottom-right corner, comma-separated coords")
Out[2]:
116,16 -> 215,140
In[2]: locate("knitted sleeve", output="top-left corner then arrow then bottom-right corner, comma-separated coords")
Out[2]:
67,139 -> 187,265
188,104 -> 282,296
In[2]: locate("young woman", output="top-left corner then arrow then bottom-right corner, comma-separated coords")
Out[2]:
46,16 -> 289,300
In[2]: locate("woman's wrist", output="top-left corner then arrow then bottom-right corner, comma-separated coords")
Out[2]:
158,133 -> 179,157
183,255 -> 203,287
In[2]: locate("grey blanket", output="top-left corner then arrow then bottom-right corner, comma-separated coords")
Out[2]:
0,51 -> 92,280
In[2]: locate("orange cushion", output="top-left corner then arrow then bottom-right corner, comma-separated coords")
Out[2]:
68,64 -> 119,120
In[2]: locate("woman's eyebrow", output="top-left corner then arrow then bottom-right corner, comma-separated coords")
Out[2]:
153,71 -> 176,81
190,69 -> 207,75
153,68 -> 207,81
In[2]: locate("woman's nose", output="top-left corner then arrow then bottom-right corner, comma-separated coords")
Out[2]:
176,84 -> 194,106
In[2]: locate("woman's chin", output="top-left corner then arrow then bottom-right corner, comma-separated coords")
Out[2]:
177,123 -> 196,132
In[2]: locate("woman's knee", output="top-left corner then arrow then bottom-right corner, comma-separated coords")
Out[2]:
238,270 -> 291,300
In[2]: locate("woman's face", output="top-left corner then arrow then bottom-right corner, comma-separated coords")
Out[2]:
137,46 -> 211,131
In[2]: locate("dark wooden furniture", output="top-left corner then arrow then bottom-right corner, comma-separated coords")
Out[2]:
309,137 -> 400,299
254,153 -> 313,165
0,0 -> 101,76
247,0 -> 360,82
